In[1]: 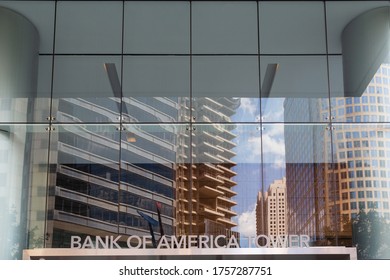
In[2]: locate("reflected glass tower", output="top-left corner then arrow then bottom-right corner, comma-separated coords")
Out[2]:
2,0 -> 390,261
331,64 -> 390,222
284,64 -> 390,245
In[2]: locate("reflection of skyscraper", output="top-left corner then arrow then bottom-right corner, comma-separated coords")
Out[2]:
47,96 -> 178,247
284,64 -> 390,245
256,191 -> 265,236
176,97 -> 240,239
331,64 -> 390,225
282,108 -> 329,243
47,94 -> 240,247
256,177 -> 287,237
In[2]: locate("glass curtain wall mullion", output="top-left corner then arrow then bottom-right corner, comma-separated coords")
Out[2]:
42,0 -> 58,249
257,0 -> 266,243
323,0 -> 339,247
7,0 -> 390,259
117,0 -> 125,235
189,0 -> 194,235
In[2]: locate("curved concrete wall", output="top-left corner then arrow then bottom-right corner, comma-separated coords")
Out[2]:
0,6 -> 39,259
0,6 -> 39,120
342,7 -> 390,97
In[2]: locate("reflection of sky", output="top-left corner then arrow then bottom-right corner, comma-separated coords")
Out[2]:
230,98 -> 286,244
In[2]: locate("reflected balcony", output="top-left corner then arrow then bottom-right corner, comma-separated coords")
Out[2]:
199,204 -> 225,218
220,128 -> 236,140
200,104 -> 230,120
199,185 -> 224,198
216,155 -> 236,167
196,97 -> 224,110
217,217 -> 237,227
198,172 -> 225,185
198,141 -> 224,153
217,164 -> 237,177
217,206 -> 237,218
216,136 -> 236,149
202,152 -> 224,163
217,97 -> 241,111
217,146 -> 236,158
198,162 -> 222,173
177,183 -> 188,192
217,196 -> 237,206
217,175 -> 236,187
201,130 -> 224,144
216,186 -> 237,198
177,206 -> 190,215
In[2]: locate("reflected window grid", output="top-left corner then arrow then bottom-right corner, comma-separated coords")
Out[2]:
1,1 -> 390,260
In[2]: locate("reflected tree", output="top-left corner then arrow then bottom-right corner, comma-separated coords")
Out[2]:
3,208 -> 44,259
4,207 -> 21,259
352,209 -> 390,259
27,226 -> 45,249
317,210 -> 390,259
318,215 -> 353,247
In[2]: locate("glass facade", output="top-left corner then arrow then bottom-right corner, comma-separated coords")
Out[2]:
1,0 -> 390,260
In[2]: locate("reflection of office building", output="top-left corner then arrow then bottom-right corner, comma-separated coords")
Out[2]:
47,96 -> 179,247
0,1 -> 243,253
48,93 -> 240,246
176,97 -> 240,238
3,0 -> 390,260
256,178 -> 287,236
282,6 -> 390,247
256,191 -> 265,236
331,64 -> 390,224
284,65 -> 390,244
282,108 -> 329,243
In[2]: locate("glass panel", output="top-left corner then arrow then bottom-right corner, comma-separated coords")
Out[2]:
0,1 -> 55,53
192,1 -> 258,54
192,124 -> 261,247
326,1 -> 389,54
0,7 -> 40,124
46,124 -> 120,248
33,55 -> 52,123
124,1 -> 190,54
0,124 -> 49,259
26,125 -> 50,251
262,124 -> 334,246
259,1 -> 326,54
120,124 -> 187,239
52,56 -> 121,123
261,56 -> 329,123
332,124 -> 390,259
122,56 -> 190,123
0,55 -> 51,123
55,1 -> 122,54
4,0 -> 390,261
192,56 -> 259,123
329,56 -> 390,123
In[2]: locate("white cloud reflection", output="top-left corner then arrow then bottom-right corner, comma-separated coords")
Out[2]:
239,98 -> 258,116
240,124 -> 285,166
236,204 -> 257,238
232,98 -> 287,240
261,125 -> 285,168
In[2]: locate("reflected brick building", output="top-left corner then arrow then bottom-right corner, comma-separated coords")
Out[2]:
256,177 -> 287,237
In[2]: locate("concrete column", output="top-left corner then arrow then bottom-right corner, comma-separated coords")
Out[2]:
342,7 -> 390,97
0,6 -> 39,259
